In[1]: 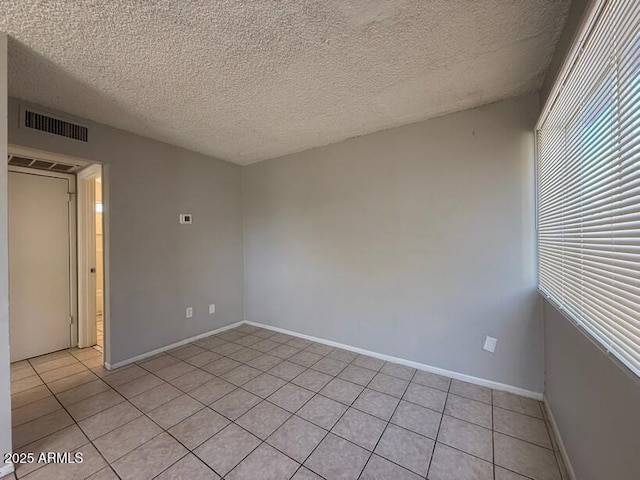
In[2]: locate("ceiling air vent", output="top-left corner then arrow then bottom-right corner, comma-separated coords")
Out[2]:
24,109 -> 88,142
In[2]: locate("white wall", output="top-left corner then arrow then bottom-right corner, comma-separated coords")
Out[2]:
8,97 -> 245,365
0,33 -> 13,475
244,94 -> 543,392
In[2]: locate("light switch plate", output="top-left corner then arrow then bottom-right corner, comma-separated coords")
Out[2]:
186,307 -> 193,318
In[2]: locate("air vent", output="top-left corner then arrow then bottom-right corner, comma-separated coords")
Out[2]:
24,110 -> 88,142
8,155 -> 83,173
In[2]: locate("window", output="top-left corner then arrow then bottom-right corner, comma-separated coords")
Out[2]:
537,0 -> 640,376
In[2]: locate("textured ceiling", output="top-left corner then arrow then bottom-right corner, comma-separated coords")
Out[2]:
1,1 -> 570,165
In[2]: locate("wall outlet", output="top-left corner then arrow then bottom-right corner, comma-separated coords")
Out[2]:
186,307 -> 193,318
179,213 -> 193,224
483,336 -> 498,353
209,303 -> 216,315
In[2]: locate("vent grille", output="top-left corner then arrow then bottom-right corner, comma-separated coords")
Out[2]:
24,110 -> 88,142
8,155 -> 83,173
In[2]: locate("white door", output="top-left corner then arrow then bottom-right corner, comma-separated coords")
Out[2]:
9,171 -> 72,362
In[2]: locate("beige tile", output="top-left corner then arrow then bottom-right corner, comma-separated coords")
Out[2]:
412,371 -> 451,392
291,369 -> 332,392
55,379 -> 112,407
155,454 -> 220,480
11,375 -> 44,395
403,383 -> 447,412
297,395 -> 347,430
147,394 -> 204,429
12,396 -> 62,427
390,400 -> 441,439
20,443 -> 106,480
168,408 -> 230,450
129,383 -> 183,412
112,433 -> 188,480
194,424 -> 261,476
311,357 -> 348,376
494,432 -> 561,480
12,409 -> 74,449
189,377 -> 237,405
331,408 -> 386,451
15,425 -> 89,478
32,355 -> 79,374
227,443 -> 299,480
267,415 -> 326,463
428,442 -> 493,480
154,361 -> 196,381
87,467 -> 120,480
327,348 -> 358,363
67,389 -> 124,421
81,356 -> 104,369
202,357 -> 242,376
493,390 -> 543,418
361,455 -> 422,480
268,361 -> 306,381
444,394 -> 492,428
210,389 -> 261,420
450,380 -> 492,404
11,362 -> 37,382
70,348 -> 102,362
374,424 -> 434,476
352,388 -> 399,421
368,372 -> 409,397
304,433 -> 370,480
168,344 -> 207,360
437,415 -> 493,461
102,365 -> 147,387
184,350 -> 223,367
40,363 -> 87,384
137,354 -> 180,372
353,355 -> 385,371
495,466 -> 531,480
246,353 -> 282,371
319,378 -> 364,405
242,373 -> 287,398
11,385 -> 52,410
93,415 -> 163,462
339,365 -> 377,387
48,370 -> 98,394
494,406 -> 552,448
78,402 -> 142,440
169,369 -> 215,393
379,362 -> 416,381
268,383 -> 315,413
221,365 -> 262,386
236,400 -> 291,440
227,346 -> 262,363
114,373 -> 165,398
29,350 -> 72,367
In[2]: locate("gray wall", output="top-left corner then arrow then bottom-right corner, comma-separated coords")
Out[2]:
0,33 -> 13,470
8,97 -> 244,365
244,94 -> 544,392
544,300 -> 640,480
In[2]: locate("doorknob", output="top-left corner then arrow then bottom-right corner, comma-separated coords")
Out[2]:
90,268 -> 96,273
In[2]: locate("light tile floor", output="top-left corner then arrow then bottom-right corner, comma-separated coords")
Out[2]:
8,325 -> 569,480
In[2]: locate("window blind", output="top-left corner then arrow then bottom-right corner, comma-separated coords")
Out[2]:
537,0 -> 640,376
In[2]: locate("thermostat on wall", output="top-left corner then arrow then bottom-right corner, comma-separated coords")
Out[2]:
179,213 -> 193,224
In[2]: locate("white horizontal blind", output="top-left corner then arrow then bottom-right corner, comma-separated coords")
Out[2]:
537,0 -> 640,376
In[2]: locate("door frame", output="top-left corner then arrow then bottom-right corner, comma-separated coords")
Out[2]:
77,164 -> 102,349
8,144 -> 109,365
7,165 -> 78,351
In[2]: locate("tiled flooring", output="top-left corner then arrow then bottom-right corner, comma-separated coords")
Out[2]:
8,324 -> 569,480
95,315 -> 103,352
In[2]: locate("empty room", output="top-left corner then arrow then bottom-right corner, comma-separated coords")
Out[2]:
0,0 -> 638,479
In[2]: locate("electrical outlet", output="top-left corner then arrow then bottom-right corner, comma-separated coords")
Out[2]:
179,213 -> 193,224
483,336 -> 497,353
209,303 -> 216,315
186,307 -> 193,318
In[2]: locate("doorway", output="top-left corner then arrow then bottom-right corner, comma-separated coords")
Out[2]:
7,146 -> 108,366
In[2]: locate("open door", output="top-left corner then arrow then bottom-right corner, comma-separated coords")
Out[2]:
77,164 -> 103,350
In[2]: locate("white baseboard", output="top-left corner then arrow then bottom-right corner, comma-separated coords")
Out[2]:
0,462 -> 14,478
244,321 -> 544,400
543,396 -> 576,480
104,321 -> 244,370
